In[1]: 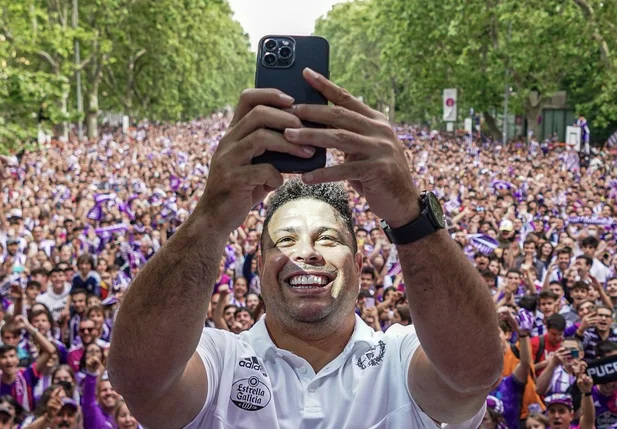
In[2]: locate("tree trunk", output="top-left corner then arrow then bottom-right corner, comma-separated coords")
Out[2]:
86,88 -> 98,139
524,95 -> 544,142
483,111 -> 502,140
56,87 -> 69,141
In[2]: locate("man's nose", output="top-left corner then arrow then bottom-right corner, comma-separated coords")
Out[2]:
293,240 -> 323,263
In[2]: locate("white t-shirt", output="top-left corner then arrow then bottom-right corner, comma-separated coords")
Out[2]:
35,283 -> 71,321
183,315 -> 484,429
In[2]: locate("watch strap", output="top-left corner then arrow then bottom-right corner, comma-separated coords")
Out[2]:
381,213 -> 437,246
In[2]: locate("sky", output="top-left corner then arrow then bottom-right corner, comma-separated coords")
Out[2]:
227,0 -> 349,52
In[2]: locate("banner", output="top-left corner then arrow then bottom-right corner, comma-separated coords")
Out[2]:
566,126 -> 581,151
443,89 -> 457,122
568,216 -> 615,227
587,354 -> 617,385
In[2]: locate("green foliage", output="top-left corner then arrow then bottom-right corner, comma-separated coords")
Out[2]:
1,0 -> 253,149
315,0 -> 617,140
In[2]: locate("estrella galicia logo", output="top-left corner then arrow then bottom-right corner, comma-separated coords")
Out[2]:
231,376 -> 272,411
357,340 -> 386,370
238,357 -> 268,377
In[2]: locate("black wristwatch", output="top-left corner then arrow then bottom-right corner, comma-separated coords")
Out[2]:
380,191 -> 446,245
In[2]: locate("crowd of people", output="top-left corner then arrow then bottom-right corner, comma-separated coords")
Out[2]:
0,111 -> 616,428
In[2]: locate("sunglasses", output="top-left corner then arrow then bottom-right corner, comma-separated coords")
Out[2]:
79,327 -> 95,333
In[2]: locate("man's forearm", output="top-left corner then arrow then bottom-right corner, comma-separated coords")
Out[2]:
108,214 -> 227,397
399,229 -> 502,392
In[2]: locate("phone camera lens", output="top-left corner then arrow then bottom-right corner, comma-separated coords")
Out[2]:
263,53 -> 277,66
279,46 -> 292,60
264,39 -> 277,51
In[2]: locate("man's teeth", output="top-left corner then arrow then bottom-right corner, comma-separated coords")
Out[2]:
288,275 -> 330,287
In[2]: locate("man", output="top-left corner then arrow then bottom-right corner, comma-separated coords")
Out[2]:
67,319 -> 108,372
83,355 -> 118,429
72,254 -> 101,296
68,288 -> 88,347
30,267 -> 49,294
543,248 -> 572,284
574,255 -> 593,284
536,337 -> 586,397
21,387 -> 81,429
514,240 -> 544,278
498,220 -> 515,248
0,315 -> 56,412
548,281 -> 578,326
360,266 -> 377,295
474,252 -> 490,271
580,236 -> 612,284
544,391 -> 594,429
575,304 -> 617,360
109,73 -> 502,428
606,277 -> 617,314
36,267 -> 71,323
529,313 -> 566,375
538,290 -> 559,320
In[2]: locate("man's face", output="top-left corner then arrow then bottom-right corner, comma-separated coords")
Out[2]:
582,245 -> 596,258
548,404 -> 573,429
578,301 -> 596,319
235,311 -> 253,331
53,406 -> 78,428
575,258 -> 590,276
523,242 -> 536,256
33,227 -> 43,241
507,272 -> 521,288
79,320 -> 97,344
7,243 -> 17,256
33,273 -> 48,286
360,273 -> 373,290
571,287 -> 589,305
454,231 -> 466,245
557,253 -> 570,270
1,333 -> 18,347
224,307 -> 236,326
475,256 -> 489,270
88,310 -> 104,328
98,380 -> 118,409
607,279 -> 617,298
547,328 -> 564,347
0,350 -> 19,374
562,339 -> 583,372
50,271 -> 66,288
72,293 -> 87,314
596,308 -> 613,332
260,199 -> 361,330
78,261 -> 90,275
539,298 -> 556,317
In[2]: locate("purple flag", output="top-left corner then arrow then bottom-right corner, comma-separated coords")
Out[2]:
87,205 -> 103,222
170,176 -> 181,191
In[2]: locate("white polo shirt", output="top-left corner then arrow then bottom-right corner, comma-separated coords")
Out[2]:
183,315 -> 484,429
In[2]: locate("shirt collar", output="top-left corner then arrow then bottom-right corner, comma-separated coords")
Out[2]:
247,313 -> 376,360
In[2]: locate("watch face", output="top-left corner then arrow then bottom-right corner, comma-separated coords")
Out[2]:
427,192 -> 446,228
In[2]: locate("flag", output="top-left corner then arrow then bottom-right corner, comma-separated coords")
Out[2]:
469,234 -> 499,255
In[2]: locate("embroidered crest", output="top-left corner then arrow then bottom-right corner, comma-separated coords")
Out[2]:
356,340 -> 386,370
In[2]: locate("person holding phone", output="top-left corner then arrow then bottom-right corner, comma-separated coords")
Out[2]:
109,67 -> 502,428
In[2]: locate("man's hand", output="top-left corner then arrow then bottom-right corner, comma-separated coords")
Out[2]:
196,89 -> 312,234
551,347 -> 570,366
13,314 -> 33,332
86,355 -> 103,375
577,373 -> 594,394
45,387 -> 64,422
580,312 -> 598,331
10,284 -> 24,302
283,68 -> 420,228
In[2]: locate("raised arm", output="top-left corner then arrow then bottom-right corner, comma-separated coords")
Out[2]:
577,374 -> 595,429
108,88 -> 306,429
14,315 -> 56,373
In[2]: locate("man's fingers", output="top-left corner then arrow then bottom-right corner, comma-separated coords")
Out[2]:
286,104 -> 378,135
230,89 -> 295,127
238,129 -> 316,163
229,104 -> 303,141
301,161 -> 370,185
302,68 -> 381,119
284,128 -> 377,155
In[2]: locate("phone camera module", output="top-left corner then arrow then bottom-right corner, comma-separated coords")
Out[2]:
264,39 -> 277,52
279,46 -> 293,60
263,52 -> 277,66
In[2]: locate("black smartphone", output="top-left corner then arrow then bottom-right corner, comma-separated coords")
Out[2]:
253,35 -> 330,173
570,349 -> 580,359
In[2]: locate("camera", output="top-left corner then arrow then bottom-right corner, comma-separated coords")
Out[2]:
260,37 -> 295,68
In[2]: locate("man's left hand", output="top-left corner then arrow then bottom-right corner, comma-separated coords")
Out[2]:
284,68 -> 419,228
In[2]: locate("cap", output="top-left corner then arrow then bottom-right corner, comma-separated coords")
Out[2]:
499,219 -> 514,232
61,398 -> 79,410
8,208 -> 22,219
0,404 -> 12,415
6,237 -> 18,245
544,393 -> 573,410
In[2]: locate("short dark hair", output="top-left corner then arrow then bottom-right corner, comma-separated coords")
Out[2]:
235,308 -> 254,321
71,288 -> 88,297
49,267 -> 64,275
361,266 -> 376,279
480,269 -> 496,280
582,236 -> 600,249
262,179 -> 356,252
546,314 -> 566,332
539,291 -> 559,301
576,255 -> 593,267
597,341 -> 617,358
519,295 -> 538,313
26,280 -> 41,290
507,269 -> 522,277
563,337 -> 584,350
556,248 -> 572,257
523,240 -> 537,248
0,345 -> 17,357
572,281 -> 589,292
31,267 -> 49,278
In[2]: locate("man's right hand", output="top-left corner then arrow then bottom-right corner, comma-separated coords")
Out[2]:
196,89 -> 314,234
580,312 -> 598,331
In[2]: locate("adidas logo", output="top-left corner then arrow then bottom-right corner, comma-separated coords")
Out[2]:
238,357 -> 268,377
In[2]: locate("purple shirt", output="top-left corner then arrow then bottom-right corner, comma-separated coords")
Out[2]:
0,364 -> 40,412
82,373 -> 116,429
490,375 -> 525,429
593,385 -> 617,429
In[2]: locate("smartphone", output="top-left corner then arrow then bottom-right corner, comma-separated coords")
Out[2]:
365,297 -> 375,309
570,349 -> 579,359
254,35 -> 330,173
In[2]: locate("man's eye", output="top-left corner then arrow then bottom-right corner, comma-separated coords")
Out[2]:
319,236 -> 337,242
276,237 -> 293,245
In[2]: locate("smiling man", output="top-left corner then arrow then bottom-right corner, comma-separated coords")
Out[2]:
109,69 -> 502,429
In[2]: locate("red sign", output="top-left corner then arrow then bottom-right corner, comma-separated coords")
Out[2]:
445,98 -> 455,107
